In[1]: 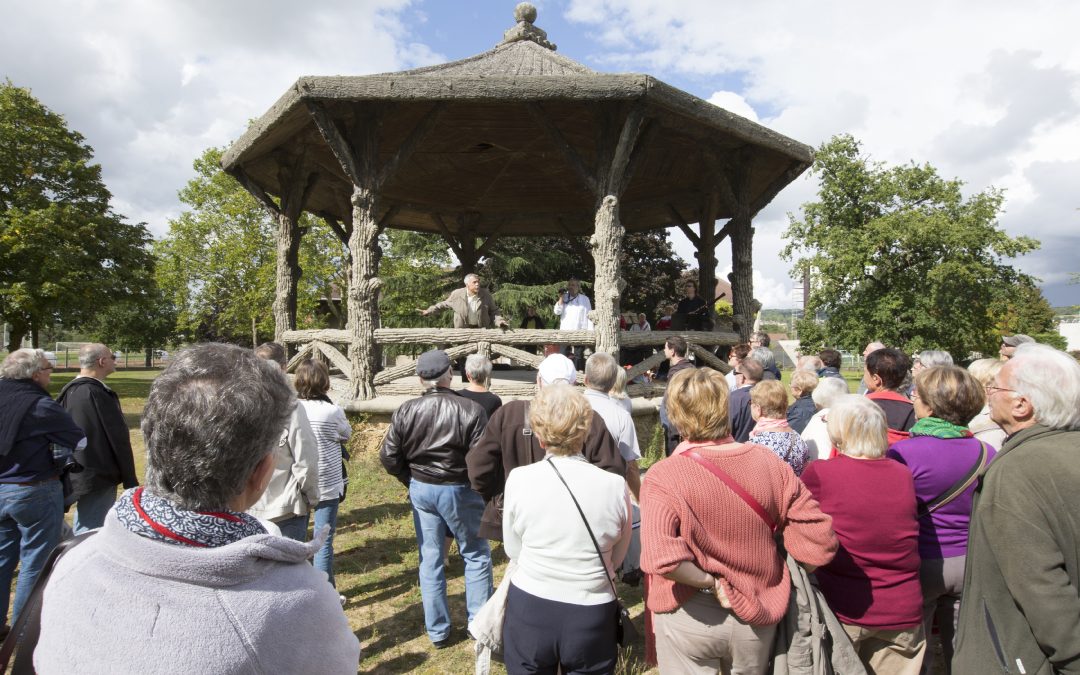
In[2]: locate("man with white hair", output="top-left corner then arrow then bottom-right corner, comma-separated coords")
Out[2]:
420,273 -> 507,381
419,273 -> 507,330
0,348 -> 86,638
57,343 -> 139,533
954,344 -> 1080,674
380,349 -> 492,648
467,354 -> 625,541
583,352 -> 641,500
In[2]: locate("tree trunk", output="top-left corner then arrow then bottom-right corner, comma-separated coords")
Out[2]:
590,195 -> 623,357
348,184 -> 381,400
698,189 -> 720,326
272,211 -> 303,341
144,347 -> 152,368
252,315 -> 258,349
5,317 -> 27,353
730,215 -> 754,342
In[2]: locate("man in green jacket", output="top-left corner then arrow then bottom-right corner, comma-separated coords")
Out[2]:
954,344 -> 1080,675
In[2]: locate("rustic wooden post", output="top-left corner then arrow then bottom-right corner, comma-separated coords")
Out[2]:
590,195 -> 623,356
306,99 -> 442,399
728,156 -> 755,342
697,189 -> 720,310
229,161 -> 315,342
589,105 -> 647,358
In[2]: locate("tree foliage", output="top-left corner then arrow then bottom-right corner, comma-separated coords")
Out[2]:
783,134 -> 1040,358
154,147 -> 345,345
0,81 -> 154,351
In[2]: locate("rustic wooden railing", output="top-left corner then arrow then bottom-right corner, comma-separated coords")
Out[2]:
281,327 -> 737,399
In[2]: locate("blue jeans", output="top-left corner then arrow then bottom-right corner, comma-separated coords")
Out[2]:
0,480 -> 64,623
409,479 -> 493,643
313,499 -> 339,587
276,513 -> 309,542
73,484 -> 118,534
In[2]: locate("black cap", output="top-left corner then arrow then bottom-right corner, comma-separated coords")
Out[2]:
416,349 -> 452,380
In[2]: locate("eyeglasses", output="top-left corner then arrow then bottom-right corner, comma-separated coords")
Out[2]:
986,385 -> 1017,396
41,365 -> 54,371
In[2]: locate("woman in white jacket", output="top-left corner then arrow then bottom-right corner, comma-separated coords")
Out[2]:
502,383 -> 632,674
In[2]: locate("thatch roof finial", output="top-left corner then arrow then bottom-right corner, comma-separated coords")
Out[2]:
500,2 -> 557,51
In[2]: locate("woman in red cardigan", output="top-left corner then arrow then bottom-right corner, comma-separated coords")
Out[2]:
641,368 -> 838,674
801,394 -> 926,675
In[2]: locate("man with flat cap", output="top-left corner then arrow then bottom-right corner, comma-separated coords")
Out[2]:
380,350 -> 492,649
999,333 -> 1035,360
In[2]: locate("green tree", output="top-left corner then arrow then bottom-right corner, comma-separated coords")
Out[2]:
89,285 -> 178,366
154,147 -> 345,345
0,82 -> 154,351
783,134 -> 1040,358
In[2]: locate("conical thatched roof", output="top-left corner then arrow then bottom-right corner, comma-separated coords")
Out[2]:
221,4 -> 812,236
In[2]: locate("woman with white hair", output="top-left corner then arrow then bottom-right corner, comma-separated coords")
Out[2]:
800,376 -> 849,461
501,384 -> 631,674
801,395 -> 926,674
459,353 -> 502,418
964,358 -> 1006,449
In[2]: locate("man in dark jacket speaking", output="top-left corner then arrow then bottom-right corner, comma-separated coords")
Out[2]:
58,343 -> 138,533
380,349 -> 492,648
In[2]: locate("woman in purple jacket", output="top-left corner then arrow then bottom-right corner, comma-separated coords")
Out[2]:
887,365 -> 996,674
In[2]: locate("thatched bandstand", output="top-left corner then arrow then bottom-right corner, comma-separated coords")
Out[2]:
220,4 -> 812,405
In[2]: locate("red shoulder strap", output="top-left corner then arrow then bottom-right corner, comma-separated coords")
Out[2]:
683,451 -> 777,533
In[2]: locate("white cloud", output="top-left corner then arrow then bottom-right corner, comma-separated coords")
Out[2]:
567,0 -> 1080,306
706,91 -> 759,123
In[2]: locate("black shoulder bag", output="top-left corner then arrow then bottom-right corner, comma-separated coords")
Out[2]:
545,458 -> 639,647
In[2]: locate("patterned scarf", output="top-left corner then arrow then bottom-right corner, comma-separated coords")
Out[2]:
114,487 -> 266,548
909,416 -> 972,439
750,416 -> 791,436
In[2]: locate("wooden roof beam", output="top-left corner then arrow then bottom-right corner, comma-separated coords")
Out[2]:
526,102 -> 598,195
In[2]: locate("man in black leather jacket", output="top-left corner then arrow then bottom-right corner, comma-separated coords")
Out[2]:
380,350 -> 492,648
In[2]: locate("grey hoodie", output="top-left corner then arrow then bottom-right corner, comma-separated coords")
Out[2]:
35,512 -> 360,674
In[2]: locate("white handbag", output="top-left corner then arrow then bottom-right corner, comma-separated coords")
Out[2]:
468,559 -> 517,675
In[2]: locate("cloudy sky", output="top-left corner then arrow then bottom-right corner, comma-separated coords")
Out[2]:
4,0 -> 1078,308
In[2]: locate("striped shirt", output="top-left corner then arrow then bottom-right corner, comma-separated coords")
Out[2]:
298,399 -> 352,501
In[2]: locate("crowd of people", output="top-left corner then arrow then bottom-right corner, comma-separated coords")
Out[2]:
1,307 -> 1078,674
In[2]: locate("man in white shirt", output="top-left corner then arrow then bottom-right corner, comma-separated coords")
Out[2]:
553,278 -> 592,370
582,353 -> 641,500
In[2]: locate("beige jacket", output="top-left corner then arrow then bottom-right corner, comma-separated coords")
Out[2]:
425,287 -> 504,328
247,405 -> 320,522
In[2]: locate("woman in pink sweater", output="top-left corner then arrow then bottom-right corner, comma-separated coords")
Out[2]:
641,368 -> 838,674
801,394 -> 925,675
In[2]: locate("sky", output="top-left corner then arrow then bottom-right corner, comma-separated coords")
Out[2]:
3,0 -> 1078,309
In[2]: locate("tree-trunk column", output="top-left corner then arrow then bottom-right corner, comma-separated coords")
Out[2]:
590,195 -> 624,357
698,191 -> 719,318
272,211 -> 302,342
729,214 -> 754,342
349,185 -> 381,400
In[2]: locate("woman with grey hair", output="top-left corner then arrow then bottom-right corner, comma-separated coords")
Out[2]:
913,350 -> 953,374
751,345 -> 780,380
459,353 -> 502,418
35,344 -> 360,673
800,377 -> 850,461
